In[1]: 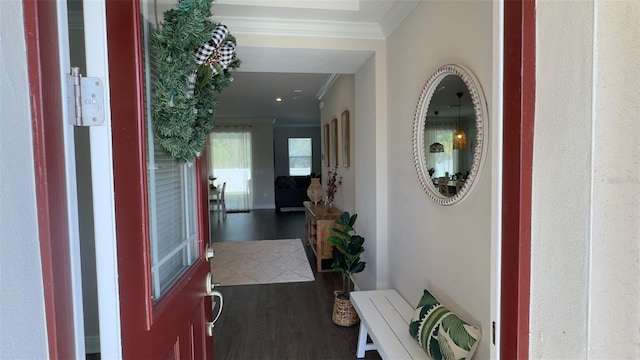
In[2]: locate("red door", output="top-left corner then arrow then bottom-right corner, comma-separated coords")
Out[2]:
105,1 -> 214,358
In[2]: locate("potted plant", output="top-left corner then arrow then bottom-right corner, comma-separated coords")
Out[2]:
327,211 -> 366,326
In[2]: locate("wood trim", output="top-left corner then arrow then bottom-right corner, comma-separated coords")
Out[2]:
502,0 -> 535,358
198,149 -> 214,359
23,0 -> 76,358
105,0 -> 152,335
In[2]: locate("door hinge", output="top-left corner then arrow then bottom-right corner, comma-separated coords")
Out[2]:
67,67 -> 105,126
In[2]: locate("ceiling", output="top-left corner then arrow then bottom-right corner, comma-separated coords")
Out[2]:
424,74 -> 477,122
152,0 -> 419,125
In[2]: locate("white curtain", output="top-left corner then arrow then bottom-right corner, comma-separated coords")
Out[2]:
208,128 -> 252,211
425,121 -> 460,178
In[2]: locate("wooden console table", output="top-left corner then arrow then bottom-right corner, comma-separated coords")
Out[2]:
303,201 -> 342,272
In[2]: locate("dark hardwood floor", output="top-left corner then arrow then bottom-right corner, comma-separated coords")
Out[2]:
210,210 -> 382,360
211,209 -> 306,242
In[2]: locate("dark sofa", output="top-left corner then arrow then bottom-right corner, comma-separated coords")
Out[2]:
274,176 -> 312,211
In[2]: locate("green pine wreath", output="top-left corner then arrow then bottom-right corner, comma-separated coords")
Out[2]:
151,0 -> 240,163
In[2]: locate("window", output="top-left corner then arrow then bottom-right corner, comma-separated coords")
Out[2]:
145,143 -> 198,300
288,138 -> 312,176
209,129 -> 253,211
143,21 -> 197,300
425,122 -> 460,178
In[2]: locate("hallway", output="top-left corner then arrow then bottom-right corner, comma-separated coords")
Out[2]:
210,210 -> 381,359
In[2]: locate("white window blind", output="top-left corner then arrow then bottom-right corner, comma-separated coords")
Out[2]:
147,144 -> 197,298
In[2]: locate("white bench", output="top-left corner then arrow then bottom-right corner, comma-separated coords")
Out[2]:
350,290 -> 427,359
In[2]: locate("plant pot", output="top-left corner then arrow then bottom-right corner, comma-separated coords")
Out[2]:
331,290 -> 359,327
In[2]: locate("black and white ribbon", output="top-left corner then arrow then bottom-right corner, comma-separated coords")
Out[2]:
205,41 -> 236,75
188,24 -> 236,98
195,24 -> 229,65
186,70 -> 197,99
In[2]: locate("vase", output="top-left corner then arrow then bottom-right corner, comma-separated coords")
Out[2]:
324,197 -> 334,208
332,290 -> 359,326
307,178 -> 323,204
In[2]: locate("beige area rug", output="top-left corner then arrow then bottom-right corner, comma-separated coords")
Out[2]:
211,239 -> 315,286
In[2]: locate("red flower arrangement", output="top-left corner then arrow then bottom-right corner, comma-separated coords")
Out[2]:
325,166 -> 342,205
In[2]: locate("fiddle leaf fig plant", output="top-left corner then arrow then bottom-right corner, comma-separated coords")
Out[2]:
327,211 -> 366,298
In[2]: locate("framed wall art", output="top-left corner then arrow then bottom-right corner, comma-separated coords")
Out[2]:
331,118 -> 338,167
341,110 -> 350,167
324,123 -> 330,166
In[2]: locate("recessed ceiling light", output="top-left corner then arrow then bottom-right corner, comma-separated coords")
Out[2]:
275,97 -> 282,102
293,89 -> 302,93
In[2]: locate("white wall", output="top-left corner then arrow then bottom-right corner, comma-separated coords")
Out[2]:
318,52 -> 387,294
354,55 -> 379,291
320,74 -> 355,213
250,122 -> 276,209
589,1 -> 640,356
385,2 -> 494,359
0,1 -> 50,358
532,0 -> 640,357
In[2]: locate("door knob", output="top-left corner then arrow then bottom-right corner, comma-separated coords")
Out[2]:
206,290 -> 223,336
205,243 -> 215,261
205,272 -> 221,295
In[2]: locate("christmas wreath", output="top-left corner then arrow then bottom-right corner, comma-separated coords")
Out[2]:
151,0 -> 240,163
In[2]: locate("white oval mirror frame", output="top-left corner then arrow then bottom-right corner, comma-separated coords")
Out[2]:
412,64 -> 489,206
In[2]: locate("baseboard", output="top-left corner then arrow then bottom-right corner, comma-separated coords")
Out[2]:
252,204 -> 276,210
85,335 -> 100,354
351,274 -> 360,291
280,206 -> 305,212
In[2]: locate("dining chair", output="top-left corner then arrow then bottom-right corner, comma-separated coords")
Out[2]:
210,182 -> 227,221
438,177 -> 450,196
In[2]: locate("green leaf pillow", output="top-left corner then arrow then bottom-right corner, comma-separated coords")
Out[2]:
409,289 -> 481,360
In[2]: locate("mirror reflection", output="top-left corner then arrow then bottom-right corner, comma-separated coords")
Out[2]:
412,64 -> 488,206
423,75 -> 475,197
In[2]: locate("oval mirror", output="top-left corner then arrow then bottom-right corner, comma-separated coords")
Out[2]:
412,64 -> 488,205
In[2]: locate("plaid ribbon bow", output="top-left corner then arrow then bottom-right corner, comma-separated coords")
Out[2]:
188,24 -> 236,98
195,24 -> 229,65
205,41 -> 236,73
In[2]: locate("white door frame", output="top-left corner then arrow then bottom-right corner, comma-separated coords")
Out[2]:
82,2 -> 122,357
55,1 -> 85,357
58,0 -> 122,357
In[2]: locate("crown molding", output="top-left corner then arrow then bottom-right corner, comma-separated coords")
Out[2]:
273,120 -> 321,128
216,16 -> 384,40
215,0 -> 359,11
213,117 -> 276,124
379,0 -> 420,37
316,74 -> 340,100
